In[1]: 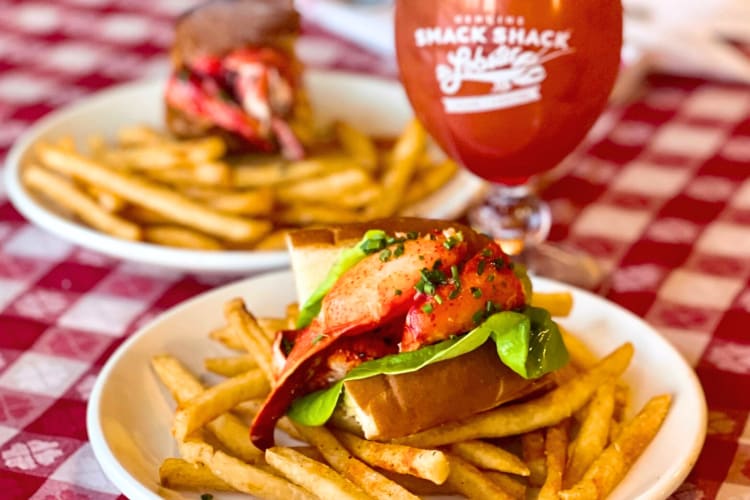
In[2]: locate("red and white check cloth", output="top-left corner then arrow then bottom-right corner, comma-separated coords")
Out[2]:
0,1 -> 748,499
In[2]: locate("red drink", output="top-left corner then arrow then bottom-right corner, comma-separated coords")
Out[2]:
395,1 -> 622,185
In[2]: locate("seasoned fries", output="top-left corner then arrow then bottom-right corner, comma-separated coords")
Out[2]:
294,424 -> 419,500
265,446 -> 370,500
151,293 -> 670,500
159,458 -> 236,492
180,437 -> 313,500
23,119 -> 457,252
565,381 -> 617,486
171,368 -> 269,440
334,429 -> 450,484
560,395 -> 672,499
450,439 -> 530,477
23,164 -> 141,241
36,144 -> 271,242
538,419 -> 570,500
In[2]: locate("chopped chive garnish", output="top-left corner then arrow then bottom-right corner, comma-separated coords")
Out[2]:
379,249 -> 392,262
448,288 -> 461,300
422,303 -> 434,314
434,295 -> 443,304
481,247 -> 492,257
395,289 -> 402,296
471,287 -> 482,298
472,310 -> 484,324
477,260 -> 487,275
311,334 -> 327,345
406,231 -> 419,239
394,243 -> 404,257
487,274 -> 495,282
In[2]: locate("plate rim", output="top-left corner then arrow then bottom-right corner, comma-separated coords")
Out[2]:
3,71 -> 482,274
86,270 -> 707,500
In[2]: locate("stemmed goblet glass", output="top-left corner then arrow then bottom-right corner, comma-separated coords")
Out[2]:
395,0 -> 622,288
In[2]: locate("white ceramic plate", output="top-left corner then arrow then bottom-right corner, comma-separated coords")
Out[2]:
87,270 -> 706,500
3,71 -> 484,273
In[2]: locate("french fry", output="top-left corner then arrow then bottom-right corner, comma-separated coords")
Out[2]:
204,188 -> 274,216
285,303 -> 300,329
336,121 -> 378,171
257,317 -> 285,341
484,471 -> 527,500
204,355 -> 257,377
294,425 -> 420,500
402,158 -> 458,206
532,291 -> 574,317
85,184 -> 127,213
177,136 -> 227,163
180,437 -> 313,500
151,355 -> 205,402
233,399 -> 302,441
172,368 -> 270,440
208,324 -> 245,351
276,204 -> 362,225
265,446 -> 371,500
565,381 -> 616,487
148,161 -> 231,185
117,124 -> 165,146
445,454 -> 516,500
561,328 -> 599,370
224,298 -> 275,382
522,430 -> 547,486
450,439 -> 530,477
23,165 -> 141,241
36,144 -> 271,242
143,225 -> 223,251
87,134 -> 107,157
379,470 -> 457,496
253,229 -> 290,250
291,445 -> 326,462
159,457 -> 236,492
560,394 -> 671,500
395,343 -> 634,447
538,419 -> 570,500
232,160 -> 287,187
151,355 -> 263,463
334,429 -> 450,484
275,168 -> 374,205
366,118 -> 426,218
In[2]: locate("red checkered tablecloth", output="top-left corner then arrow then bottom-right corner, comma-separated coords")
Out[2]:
0,1 -> 748,499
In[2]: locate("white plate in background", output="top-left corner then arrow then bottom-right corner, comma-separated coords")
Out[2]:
86,270 -> 706,500
4,71 -> 484,274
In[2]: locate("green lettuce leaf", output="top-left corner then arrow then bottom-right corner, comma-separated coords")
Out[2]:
287,307 -> 568,426
296,230 -> 387,329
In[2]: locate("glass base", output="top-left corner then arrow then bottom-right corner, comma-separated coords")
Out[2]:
517,242 -> 604,290
468,183 -> 603,289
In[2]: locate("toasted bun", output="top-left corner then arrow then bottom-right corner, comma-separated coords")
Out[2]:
340,343 -> 551,440
286,217 -> 491,305
286,217 -> 543,439
172,0 -> 299,67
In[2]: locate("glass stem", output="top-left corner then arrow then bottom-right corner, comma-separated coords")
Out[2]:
467,183 -> 551,256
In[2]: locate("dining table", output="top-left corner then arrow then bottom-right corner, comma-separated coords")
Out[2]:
0,1 -> 749,499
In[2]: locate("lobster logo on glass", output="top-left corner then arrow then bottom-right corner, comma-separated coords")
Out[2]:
414,15 -> 574,114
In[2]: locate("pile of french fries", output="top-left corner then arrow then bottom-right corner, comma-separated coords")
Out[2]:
151,291 -> 671,500
23,119 -> 457,251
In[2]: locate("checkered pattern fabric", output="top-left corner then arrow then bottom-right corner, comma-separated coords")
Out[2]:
0,0 -> 748,498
